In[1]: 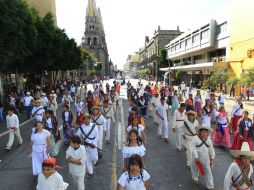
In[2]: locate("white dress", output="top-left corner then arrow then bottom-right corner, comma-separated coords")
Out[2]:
31,129 -> 50,175
122,145 -> 146,159
118,170 -> 150,190
37,171 -> 69,190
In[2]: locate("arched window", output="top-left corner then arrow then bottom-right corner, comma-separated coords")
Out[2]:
87,38 -> 91,45
93,37 -> 97,45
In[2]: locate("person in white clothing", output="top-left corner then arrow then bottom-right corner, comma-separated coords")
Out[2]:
102,99 -> 115,144
91,106 -> 106,157
40,93 -> 49,109
76,113 -> 99,178
127,116 -> 147,144
29,121 -> 51,176
191,125 -> 215,189
5,109 -> 23,150
110,88 -> 120,114
183,110 -> 198,168
74,96 -> 84,126
47,94 -> 58,116
156,97 -> 169,142
66,135 -> 86,190
219,90 -> 227,106
224,142 -> 254,190
180,82 -> 186,97
151,93 -> 160,126
172,103 -> 186,151
118,154 -> 150,190
70,84 -> 76,99
62,91 -> 73,107
24,92 -> 34,119
37,158 -> 68,190
31,100 -> 45,122
204,90 -> 211,102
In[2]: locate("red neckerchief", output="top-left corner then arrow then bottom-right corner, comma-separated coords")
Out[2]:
178,109 -> 184,115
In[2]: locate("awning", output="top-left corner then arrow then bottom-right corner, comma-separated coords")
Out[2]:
170,61 -> 228,71
159,67 -> 170,72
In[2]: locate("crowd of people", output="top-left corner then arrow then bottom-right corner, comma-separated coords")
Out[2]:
1,77 -> 254,190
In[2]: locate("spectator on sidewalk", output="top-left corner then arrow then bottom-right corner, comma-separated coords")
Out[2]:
4,109 -> 23,151
23,92 -> 34,119
230,84 -> 235,97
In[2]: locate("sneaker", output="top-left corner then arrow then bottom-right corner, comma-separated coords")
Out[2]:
4,147 -> 11,151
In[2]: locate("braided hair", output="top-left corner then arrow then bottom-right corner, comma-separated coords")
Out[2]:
128,129 -> 142,147
127,154 -> 144,183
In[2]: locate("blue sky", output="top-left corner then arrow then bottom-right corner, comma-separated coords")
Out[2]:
56,0 -> 232,69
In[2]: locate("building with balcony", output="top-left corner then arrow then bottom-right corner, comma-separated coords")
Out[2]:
138,26 -> 182,80
165,19 -> 230,86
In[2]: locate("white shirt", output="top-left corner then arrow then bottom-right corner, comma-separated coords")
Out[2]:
46,118 -> 53,129
70,86 -> 75,93
40,97 -> 49,107
220,94 -> 227,103
74,101 -> 84,113
118,170 -> 150,190
31,129 -> 50,152
173,110 -> 186,128
127,124 -> 145,137
231,104 -> 243,117
31,106 -> 45,122
151,97 -> 160,107
204,92 -> 210,100
6,114 -> 19,129
156,103 -> 169,120
122,145 -> 146,159
224,162 -> 253,190
66,145 -> 86,176
183,119 -> 198,137
64,112 -> 69,122
24,96 -> 33,106
76,122 -> 99,145
180,83 -> 186,90
37,172 -> 69,190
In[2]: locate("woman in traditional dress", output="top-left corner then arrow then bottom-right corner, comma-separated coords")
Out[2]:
230,97 -> 243,134
61,105 -> 74,145
212,106 -> 231,148
194,90 -> 202,116
202,100 -> 212,128
44,110 -> 61,157
118,154 -> 150,190
185,94 -> 194,111
171,90 -> 179,115
231,111 -> 254,150
29,121 -> 51,176
210,93 -> 218,124
224,142 -> 254,190
123,130 -> 146,171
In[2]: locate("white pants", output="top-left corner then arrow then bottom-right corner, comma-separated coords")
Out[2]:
152,108 -> 158,124
175,127 -> 183,150
97,125 -> 103,150
158,119 -> 169,138
72,174 -> 85,190
32,149 -> 48,175
191,157 -> 214,189
104,119 -> 111,141
85,147 -> 98,175
184,136 -> 194,166
7,128 -> 23,148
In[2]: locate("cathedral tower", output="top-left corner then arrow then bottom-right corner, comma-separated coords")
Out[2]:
82,0 -> 109,76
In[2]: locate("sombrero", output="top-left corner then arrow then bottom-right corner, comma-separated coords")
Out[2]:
230,142 -> 254,158
186,110 -> 198,118
195,125 -> 213,133
91,106 -> 101,111
83,113 -> 91,118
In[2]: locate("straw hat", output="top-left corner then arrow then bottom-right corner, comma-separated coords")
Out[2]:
186,110 -> 198,118
91,106 -> 101,111
41,93 -> 46,96
195,125 -> 213,133
230,142 -> 254,158
26,92 -> 30,95
35,100 -> 42,104
83,113 -> 91,118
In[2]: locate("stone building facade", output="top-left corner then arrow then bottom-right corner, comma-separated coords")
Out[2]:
138,26 -> 182,80
81,0 -> 110,76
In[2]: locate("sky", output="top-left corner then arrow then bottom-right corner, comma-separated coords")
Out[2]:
56,0 -> 232,69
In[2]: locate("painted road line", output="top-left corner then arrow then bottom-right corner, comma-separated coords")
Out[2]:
111,112 -> 118,190
120,98 -> 125,146
0,103 -> 63,138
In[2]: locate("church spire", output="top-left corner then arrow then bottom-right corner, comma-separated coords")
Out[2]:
86,0 -> 97,17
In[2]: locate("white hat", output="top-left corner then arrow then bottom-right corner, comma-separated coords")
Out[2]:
195,125 -> 213,133
41,93 -> 46,96
26,92 -> 30,95
230,142 -> 254,158
186,110 -> 198,118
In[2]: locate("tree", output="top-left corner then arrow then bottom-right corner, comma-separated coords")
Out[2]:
227,76 -> 240,86
241,68 -> 254,87
159,48 -> 168,67
208,69 -> 228,87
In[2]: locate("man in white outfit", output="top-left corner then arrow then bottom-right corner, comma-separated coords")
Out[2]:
156,96 -> 169,142
31,100 -> 45,122
76,113 -> 99,179
172,103 -> 186,151
151,93 -> 160,126
5,109 -> 23,150
102,99 -> 115,144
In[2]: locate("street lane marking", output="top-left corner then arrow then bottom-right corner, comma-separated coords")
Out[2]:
0,103 -> 63,138
111,107 -> 118,190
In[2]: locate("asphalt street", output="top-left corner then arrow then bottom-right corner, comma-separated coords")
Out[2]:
0,79 -> 251,190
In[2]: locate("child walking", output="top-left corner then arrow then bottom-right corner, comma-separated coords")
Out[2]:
62,105 -> 74,145
66,135 -> 86,190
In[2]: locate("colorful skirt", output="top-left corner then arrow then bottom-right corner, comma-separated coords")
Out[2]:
231,130 -> 253,150
212,126 -> 231,147
230,115 -> 242,132
63,121 -> 74,145
194,101 -> 202,115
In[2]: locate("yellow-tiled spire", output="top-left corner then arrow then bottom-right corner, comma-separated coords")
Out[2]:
86,0 -> 97,17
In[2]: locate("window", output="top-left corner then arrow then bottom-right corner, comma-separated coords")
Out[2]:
93,37 -> 97,45
186,38 -> 191,46
180,41 -> 185,48
217,22 -> 227,35
192,34 -> 199,43
87,38 -> 91,45
175,44 -> 179,51
201,29 -> 209,40
171,47 -> 174,52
